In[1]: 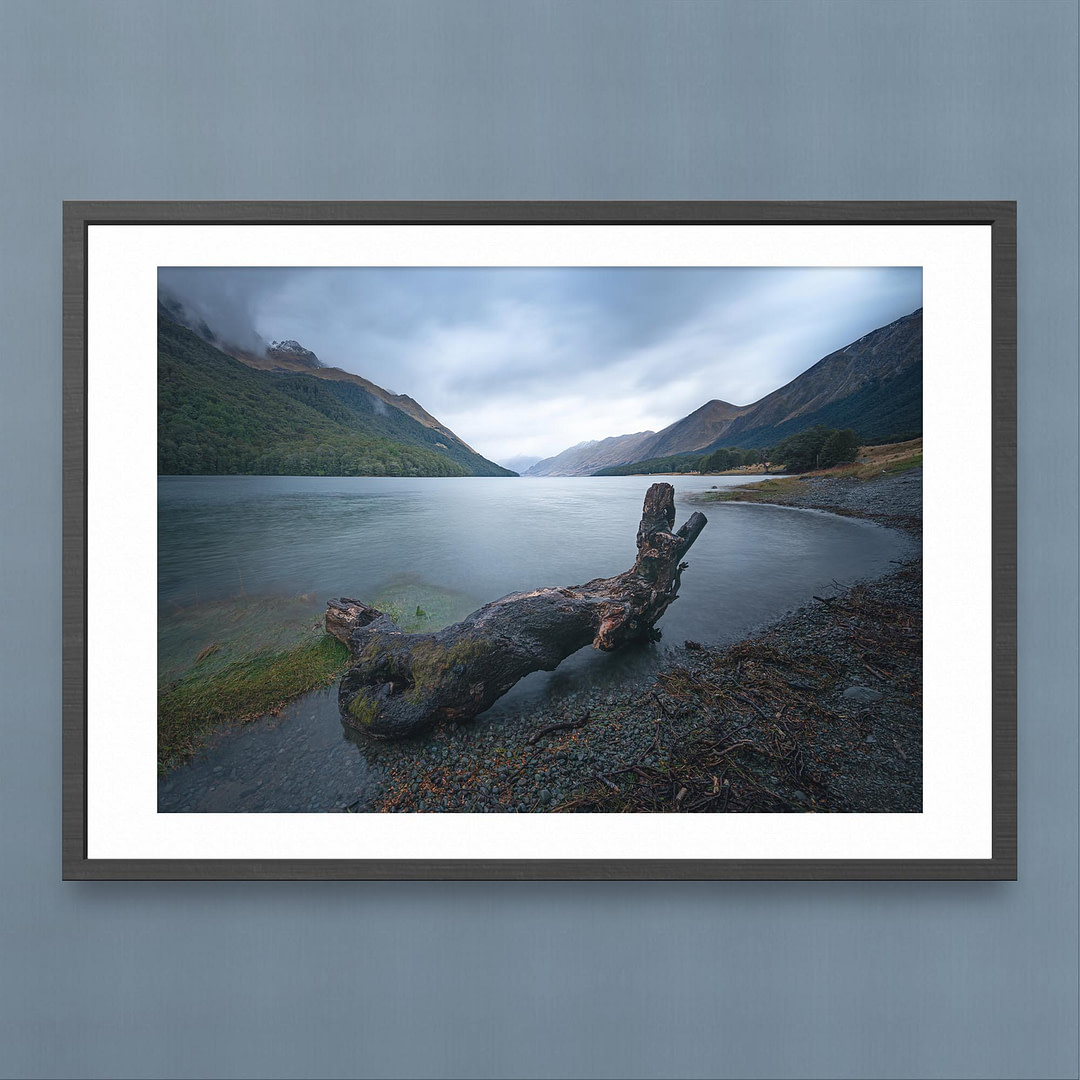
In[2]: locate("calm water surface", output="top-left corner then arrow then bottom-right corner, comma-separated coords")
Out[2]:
158,475 -> 913,810
160,474 -> 911,699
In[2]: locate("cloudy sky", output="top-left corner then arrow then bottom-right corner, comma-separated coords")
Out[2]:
159,265 -> 922,466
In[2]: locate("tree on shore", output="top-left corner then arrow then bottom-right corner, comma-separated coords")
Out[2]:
770,425 -> 860,472
819,428 -> 860,468
701,446 -> 758,472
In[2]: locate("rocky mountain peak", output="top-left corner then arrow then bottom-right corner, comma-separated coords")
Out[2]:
266,340 -> 322,369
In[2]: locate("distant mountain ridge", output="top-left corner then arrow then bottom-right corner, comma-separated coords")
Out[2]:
500,453 -> 544,475
157,313 -> 514,477
525,432 -> 655,477
525,398 -> 753,476
642,399 -> 753,459
528,308 -> 922,475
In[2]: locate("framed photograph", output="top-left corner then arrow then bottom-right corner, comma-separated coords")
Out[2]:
63,201 -> 1015,880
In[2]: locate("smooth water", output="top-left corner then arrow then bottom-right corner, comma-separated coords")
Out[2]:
158,474 -> 912,709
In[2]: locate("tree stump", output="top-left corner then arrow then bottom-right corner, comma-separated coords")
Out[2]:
327,482 -> 706,739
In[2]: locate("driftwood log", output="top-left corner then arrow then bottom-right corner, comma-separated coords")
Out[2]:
326,483 -> 706,739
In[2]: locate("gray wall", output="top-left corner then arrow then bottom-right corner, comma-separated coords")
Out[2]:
1,2 -> 1076,1077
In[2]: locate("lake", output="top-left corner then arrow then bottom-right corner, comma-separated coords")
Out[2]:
158,474 -> 914,811
159,473 -> 912,693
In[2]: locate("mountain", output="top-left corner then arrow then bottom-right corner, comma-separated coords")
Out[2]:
709,307 -> 922,450
266,339 -> 323,369
157,314 -> 515,477
158,294 -> 483,455
639,399 -> 752,459
525,398 -> 753,476
500,454 -> 544,475
534,308 -> 922,475
229,343 -> 479,453
525,432 -> 656,477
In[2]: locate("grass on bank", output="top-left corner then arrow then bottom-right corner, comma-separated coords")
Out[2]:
158,633 -> 350,773
705,438 -> 922,503
831,437 -> 923,479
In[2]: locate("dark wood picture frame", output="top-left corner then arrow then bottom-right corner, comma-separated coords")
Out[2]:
62,200 -> 1016,880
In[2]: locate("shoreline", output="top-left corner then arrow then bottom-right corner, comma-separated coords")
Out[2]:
355,467 -> 922,814
158,467 -> 922,813
697,466 -> 922,538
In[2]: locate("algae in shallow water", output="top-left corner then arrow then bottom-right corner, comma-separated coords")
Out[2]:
157,579 -> 477,769
371,579 -> 476,633
158,593 -> 325,684
158,628 -> 350,773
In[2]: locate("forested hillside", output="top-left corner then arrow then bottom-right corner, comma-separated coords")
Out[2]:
158,316 -> 515,476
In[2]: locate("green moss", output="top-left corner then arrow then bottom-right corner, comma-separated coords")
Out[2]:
158,633 -> 350,773
401,635 -> 486,704
346,692 -> 380,727
447,636 -> 486,664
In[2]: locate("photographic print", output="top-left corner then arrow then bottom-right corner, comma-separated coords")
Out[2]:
64,203 -> 1013,877
155,265 -> 924,817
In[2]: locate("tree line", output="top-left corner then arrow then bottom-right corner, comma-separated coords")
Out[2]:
595,426 -> 861,476
766,425 -> 860,472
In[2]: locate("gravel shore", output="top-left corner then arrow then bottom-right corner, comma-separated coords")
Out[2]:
354,468 -> 922,814
713,466 -> 923,531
